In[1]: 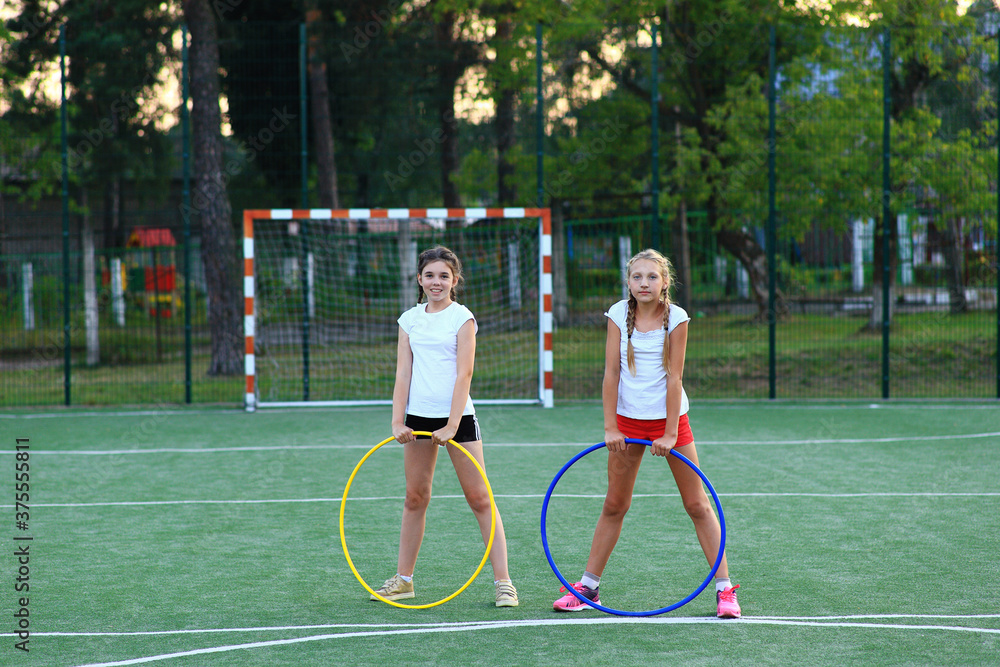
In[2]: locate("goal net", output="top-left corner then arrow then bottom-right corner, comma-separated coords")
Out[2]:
243,208 -> 553,411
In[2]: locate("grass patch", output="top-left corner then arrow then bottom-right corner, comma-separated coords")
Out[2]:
555,310 -> 997,399
2,310 -> 996,406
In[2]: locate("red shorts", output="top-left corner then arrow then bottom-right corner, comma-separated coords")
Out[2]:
616,414 -> 694,448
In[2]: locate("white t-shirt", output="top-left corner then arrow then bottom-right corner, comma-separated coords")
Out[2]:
397,302 -> 478,418
605,299 -> 690,420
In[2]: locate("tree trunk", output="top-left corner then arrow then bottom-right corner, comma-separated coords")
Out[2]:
0,186 -> 6,290
867,213 -> 897,330
81,191 -> 100,366
942,216 -> 967,314
434,12 -> 462,209
184,0 -> 242,376
102,111 -> 124,251
495,18 -> 516,206
433,11 -> 467,251
715,226 -> 782,320
671,202 -> 691,311
103,175 -> 123,250
551,199 -> 569,327
671,110 -> 691,310
306,5 -> 340,209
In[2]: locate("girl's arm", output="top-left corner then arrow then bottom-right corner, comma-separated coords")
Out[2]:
432,319 -> 476,446
391,326 -> 415,443
602,318 -> 627,452
651,320 -> 689,458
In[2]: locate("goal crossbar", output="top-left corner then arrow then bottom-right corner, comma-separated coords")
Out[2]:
242,207 -> 553,412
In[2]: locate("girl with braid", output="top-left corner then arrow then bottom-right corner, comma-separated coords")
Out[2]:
552,249 -> 741,618
371,246 -> 519,608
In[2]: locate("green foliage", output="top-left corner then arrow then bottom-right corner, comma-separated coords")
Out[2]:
2,0 -> 177,206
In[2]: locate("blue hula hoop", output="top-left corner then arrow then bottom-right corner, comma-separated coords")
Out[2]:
541,438 -> 726,617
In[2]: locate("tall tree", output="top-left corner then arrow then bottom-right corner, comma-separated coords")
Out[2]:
833,0 -> 989,328
306,1 -> 341,208
183,0 -> 242,375
702,0 -> 993,328
431,7 -> 474,207
494,14 -> 519,205
536,0 -> 827,318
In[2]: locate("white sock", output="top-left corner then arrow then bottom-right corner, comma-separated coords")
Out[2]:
398,574 -> 413,583
714,577 -> 731,592
581,572 -> 601,590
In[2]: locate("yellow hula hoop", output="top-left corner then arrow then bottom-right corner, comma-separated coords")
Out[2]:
340,431 -> 497,609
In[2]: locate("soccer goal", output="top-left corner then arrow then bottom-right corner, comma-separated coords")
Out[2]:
242,208 -> 553,412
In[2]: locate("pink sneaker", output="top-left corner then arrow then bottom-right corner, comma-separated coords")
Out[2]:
552,582 -> 600,612
716,584 -> 741,618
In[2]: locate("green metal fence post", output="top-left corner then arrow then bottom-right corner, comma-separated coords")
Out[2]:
300,23 -> 309,209
881,27 -> 891,400
536,22 -> 543,208
182,25 -> 192,404
767,25 -> 777,400
650,19 -> 660,251
996,28 -> 999,400
60,25 -> 71,407
300,23 -> 311,401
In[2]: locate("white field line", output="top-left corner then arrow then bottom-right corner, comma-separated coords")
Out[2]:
2,613 -> 989,637
2,490 -> 999,511
0,407 -> 384,419
63,616 -> 1000,667
0,430 -> 998,456
2,402 -> 999,421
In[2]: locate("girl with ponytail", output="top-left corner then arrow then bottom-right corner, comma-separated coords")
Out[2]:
372,245 -> 519,608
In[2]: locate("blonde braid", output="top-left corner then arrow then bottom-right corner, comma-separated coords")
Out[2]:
625,293 -> 638,377
661,290 -> 672,375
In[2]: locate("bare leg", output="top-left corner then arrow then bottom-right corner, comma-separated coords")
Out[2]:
584,441 -> 646,577
396,439 -> 438,576
448,440 -> 511,580
668,443 -> 729,578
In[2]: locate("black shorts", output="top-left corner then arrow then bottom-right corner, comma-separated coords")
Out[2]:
404,414 -> 482,443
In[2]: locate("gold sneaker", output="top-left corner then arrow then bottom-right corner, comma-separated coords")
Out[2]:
370,574 -> 414,601
495,579 -> 519,607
